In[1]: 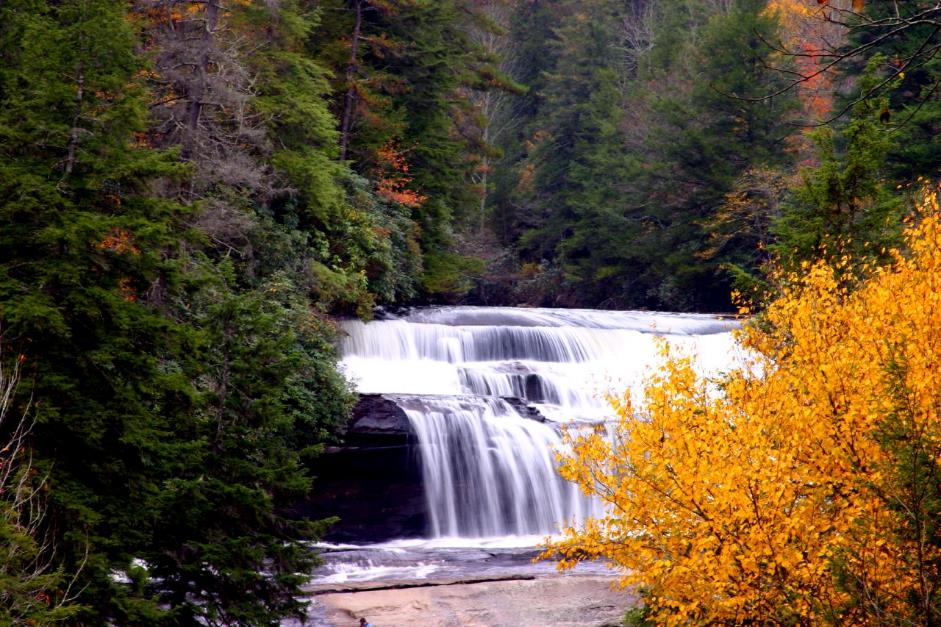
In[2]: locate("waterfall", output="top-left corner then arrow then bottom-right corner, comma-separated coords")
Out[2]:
391,395 -> 600,537
340,306 -> 738,538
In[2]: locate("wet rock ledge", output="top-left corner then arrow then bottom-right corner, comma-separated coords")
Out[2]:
338,392 -> 547,444
333,394 -> 415,448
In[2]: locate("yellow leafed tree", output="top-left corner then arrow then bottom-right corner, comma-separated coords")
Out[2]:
545,188 -> 941,625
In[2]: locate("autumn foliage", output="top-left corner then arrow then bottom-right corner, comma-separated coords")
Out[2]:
765,0 -> 846,132
375,142 -> 427,207
546,189 -> 941,624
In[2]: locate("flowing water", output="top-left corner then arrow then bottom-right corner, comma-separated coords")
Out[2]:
395,395 -> 598,538
312,306 -> 740,589
340,307 -> 736,423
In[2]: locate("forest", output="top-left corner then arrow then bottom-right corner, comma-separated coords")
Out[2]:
0,0 -> 939,624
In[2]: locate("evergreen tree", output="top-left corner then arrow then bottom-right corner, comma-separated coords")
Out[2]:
310,0 -> 501,298
489,0 -> 558,244
514,0 -> 640,306
0,0 -> 194,620
836,0 -> 941,183
0,348 -> 82,624
772,59 -> 905,276
637,0 -> 797,309
128,2 -> 361,621
496,0 -> 797,310
255,0 -> 421,311
1,2 -> 361,622
147,269 -> 351,624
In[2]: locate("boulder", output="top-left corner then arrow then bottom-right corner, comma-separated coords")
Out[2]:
502,396 -> 546,422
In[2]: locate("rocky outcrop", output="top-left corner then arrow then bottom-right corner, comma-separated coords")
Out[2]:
502,396 -> 546,422
323,394 -> 414,452
348,394 -> 412,437
348,393 -> 547,431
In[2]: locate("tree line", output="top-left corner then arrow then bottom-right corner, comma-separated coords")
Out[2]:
481,0 -> 940,311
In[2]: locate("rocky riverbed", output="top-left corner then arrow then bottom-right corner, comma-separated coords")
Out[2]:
294,539 -> 634,626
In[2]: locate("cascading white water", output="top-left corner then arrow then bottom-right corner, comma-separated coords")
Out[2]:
391,395 -> 600,537
339,306 -> 739,539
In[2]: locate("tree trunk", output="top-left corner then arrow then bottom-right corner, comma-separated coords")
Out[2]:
183,0 -> 220,159
478,94 -> 491,234
62,65 -> 85,181
339,0 -> 363,161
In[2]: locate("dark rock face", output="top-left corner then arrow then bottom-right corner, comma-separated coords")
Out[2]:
302,394 -> 423,543
345,393 -> 547,434
302,393 -> 548,543
304,443 -> 427,543
345,394 -> 414,443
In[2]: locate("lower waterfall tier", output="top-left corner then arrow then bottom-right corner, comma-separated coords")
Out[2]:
398,395 -> 601,537
302,394 -> 598,542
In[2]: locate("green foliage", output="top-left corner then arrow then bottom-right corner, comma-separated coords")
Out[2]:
622,606 -> 655,627
772,58 -> 905,275
147,267 -> 349,624
496,0 -> 797,310
0,0 -> 359,623
253,1 -> 421,313
0,487 -> 83,624
0,2 -> 194,621
486,0 -> 928,312
634,0 -> 797,310
343,173 -> 424,304
308,0 -> 502,298
422,252 -> 486,297
502,0 -> 643,306
0,358 -> 83,625
838,1 -> 941,183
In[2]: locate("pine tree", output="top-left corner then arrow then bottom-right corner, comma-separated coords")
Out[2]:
126,2 -> 362,621
0,348 -> 81,624
772,58 -> 905,276
638,0 -> 797,309
498,0 -> 797,310
836,0 -> 941,183
255,0 -> 421,311
0,0 -> 194,620
310,0 -> 500,298
147,268 -> 351,624
489,0 -> 557,244
515,0 -> 640,306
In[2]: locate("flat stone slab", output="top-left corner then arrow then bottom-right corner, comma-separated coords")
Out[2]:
306,573 -> 537,596
308,574 -> 633,627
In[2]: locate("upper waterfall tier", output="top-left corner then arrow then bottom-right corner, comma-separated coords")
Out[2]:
401,306 -> 736,333
340,306 -> 740,423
